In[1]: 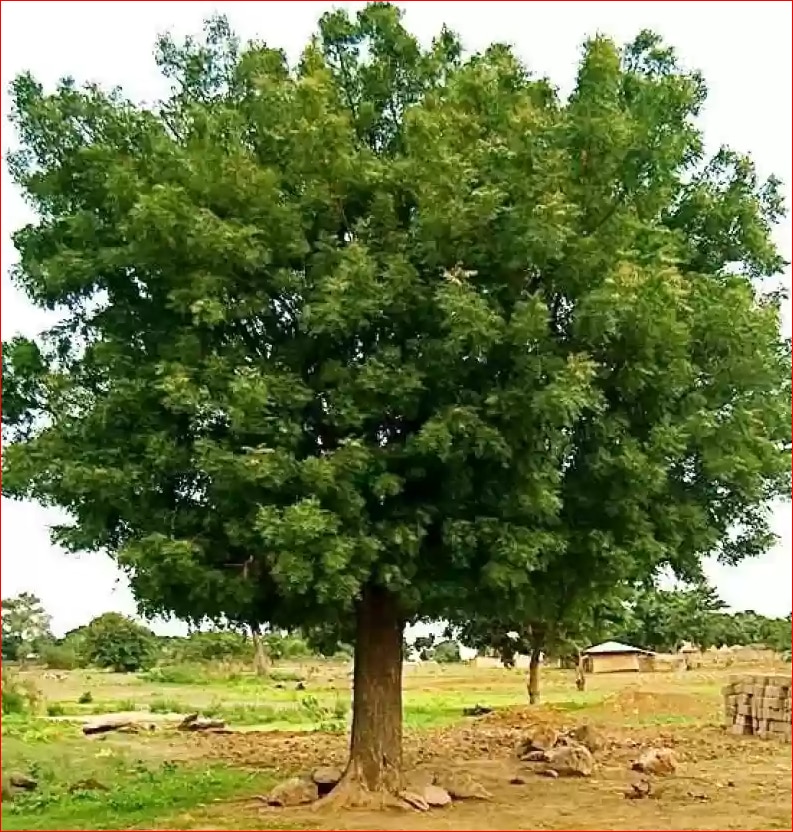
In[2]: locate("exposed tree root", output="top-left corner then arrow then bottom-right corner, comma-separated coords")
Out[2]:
311,763 -> 406,812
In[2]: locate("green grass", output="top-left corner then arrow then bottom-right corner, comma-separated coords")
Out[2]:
3,758 -> 274,831
1,715 -> 77,744
140,664 -> 308,687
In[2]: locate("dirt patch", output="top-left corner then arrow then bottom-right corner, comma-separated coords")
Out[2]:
598,687 -> 714,719
187,708 -> 791,831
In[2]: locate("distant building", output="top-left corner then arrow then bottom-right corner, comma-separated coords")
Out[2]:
582,641 -> 654,674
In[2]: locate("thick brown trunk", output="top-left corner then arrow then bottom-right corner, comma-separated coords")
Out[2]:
251,625 -> 269,677
345,584 -> 404,793
527,647 -> 541,705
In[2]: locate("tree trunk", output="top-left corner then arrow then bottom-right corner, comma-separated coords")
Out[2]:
250,624 -> 269,678
575,651 -> 586,691
321,584 -> 404,807
527,647 -> 541,705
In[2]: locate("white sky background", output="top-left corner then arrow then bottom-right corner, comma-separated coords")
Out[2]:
1,1 -> 791,637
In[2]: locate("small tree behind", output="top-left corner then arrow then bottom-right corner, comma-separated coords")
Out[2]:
81,613 -> 157,673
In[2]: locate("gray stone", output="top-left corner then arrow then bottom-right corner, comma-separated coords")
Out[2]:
423,784 -> 452,807
267,777 -> 319,807
545,743 -> 594,777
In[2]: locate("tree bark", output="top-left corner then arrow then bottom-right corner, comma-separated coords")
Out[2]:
575,651 -> 586,691
527,647 -> 542,705
250,624 -> 269,678
320,584 -> 404,807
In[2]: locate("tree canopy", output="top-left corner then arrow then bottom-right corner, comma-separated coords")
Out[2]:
2,2 -> 789,800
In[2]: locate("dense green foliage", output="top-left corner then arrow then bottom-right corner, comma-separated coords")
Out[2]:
79,613 -> 157,673
613,584 -> 792,654
2,3 -> 790,778
160,630 -> 252,663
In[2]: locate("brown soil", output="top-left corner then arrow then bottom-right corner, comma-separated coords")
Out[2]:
187,710 -> 792,830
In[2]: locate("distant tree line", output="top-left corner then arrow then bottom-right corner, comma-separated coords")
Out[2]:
455,580 -> 792,666
0,596 -> 352,672
3,584 -> 789,675
610,583 -> 792,655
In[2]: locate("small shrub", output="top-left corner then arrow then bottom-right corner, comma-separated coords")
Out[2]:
148,697 -> 186,714
332,697 -> 350,721
142,664 -> 206,685
40,643 -> 80,670
433,640 -> 462,663
2,684 -> 27,715
202,699 -> 223,718
1,669 -> 40,715
116,698 -> 138,712
77,691 -> 93,704
268,669 -> 302,683
46,702 -> 66,716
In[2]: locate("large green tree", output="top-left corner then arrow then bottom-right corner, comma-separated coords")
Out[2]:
2,4 -> 789,802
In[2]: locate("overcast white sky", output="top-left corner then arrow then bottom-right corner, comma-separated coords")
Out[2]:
1,1 -> 791,636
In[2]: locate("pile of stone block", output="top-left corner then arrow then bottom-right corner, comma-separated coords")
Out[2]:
723,674 -> 791,742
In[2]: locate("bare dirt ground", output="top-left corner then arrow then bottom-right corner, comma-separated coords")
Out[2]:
184,687 -> 792,830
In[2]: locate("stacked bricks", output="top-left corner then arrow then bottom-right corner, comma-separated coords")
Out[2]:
722,674 -> 791,742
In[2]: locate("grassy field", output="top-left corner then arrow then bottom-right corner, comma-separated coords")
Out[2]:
3,659 -> 791,830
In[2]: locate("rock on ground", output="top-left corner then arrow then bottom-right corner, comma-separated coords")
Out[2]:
399,790 -> 429,811
9,774 -> 38,791
631,747 -> 678,776
518,725 -> 559,757
267,776 -> 319,807
434,770 -> 493,800
311,766 -> 342,796
423,784 -> 452,807
568,724 -> 607,753
545,743 -> 594,777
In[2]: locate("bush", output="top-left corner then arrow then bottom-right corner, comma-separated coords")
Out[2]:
46,702 -> 66,716
142,664 -> 207,685
1,670 -> 40,715
40,642 -> 80,670
2,684 -> 27,715
433,640 -> 462,663
81,613 -> 157,673
148,697 -> 186,714
77,691 -> 93,704
265,633 -> 312,660
174,631 -> 252,663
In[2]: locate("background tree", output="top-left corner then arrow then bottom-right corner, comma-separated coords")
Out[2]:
456,592 -> 628,702
80,613 -> 157,673
2,3 -> 789,804
614,580 -> 727,652
1,593 -> 52,661
413,635 -> 436,661
432,639 -> 462,664
1,627 -> 23,662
